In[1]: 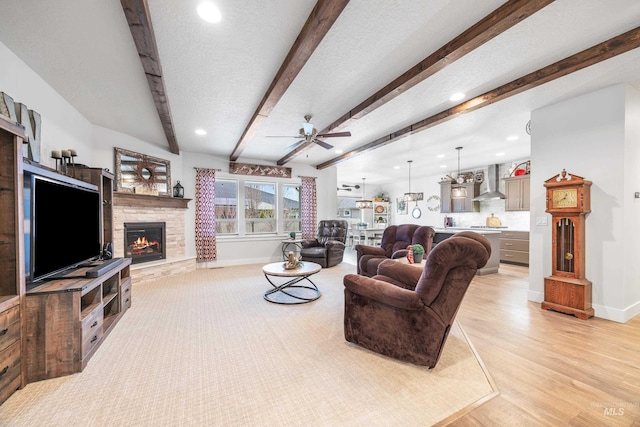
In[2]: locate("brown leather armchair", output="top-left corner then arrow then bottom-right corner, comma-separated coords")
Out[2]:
343,231 -> 490,368
300,220 -> 348,268
356,224 -> 435,277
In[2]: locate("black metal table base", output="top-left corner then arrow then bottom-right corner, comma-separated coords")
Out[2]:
263,273 -> 321,304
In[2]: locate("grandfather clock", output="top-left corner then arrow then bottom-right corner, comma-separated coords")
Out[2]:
542,169 -> 593,319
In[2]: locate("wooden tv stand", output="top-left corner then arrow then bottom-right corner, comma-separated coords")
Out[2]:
25,258 -> 132,383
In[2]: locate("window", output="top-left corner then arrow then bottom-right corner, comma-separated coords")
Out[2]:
214,179 -> 238,234
245,181 -> 276,234
282,184 -> 301,232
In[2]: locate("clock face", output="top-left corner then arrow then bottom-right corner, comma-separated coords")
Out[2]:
552,189 -> 578,208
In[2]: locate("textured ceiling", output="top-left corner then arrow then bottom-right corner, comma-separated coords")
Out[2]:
1,0 -> 639,186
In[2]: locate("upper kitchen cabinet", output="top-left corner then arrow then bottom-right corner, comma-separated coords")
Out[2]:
504,175 -> 530,211
440,181 -> 480,213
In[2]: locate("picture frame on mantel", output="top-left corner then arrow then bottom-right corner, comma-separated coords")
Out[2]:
114,147 -> 171,196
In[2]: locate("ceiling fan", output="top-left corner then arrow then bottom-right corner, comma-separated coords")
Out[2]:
267,115 -> 351,152
338,184 -> 360,191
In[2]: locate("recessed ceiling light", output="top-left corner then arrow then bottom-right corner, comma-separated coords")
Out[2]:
496,152 -> 505,156
197,2 -> 222,23
195,129 -> 207,135
449,92 -> 465,102
436,154 -> 445,158
393,165 -> 400,169
440,164 -> 447,168
506,135 -> 519,141
334,149 -> 343,154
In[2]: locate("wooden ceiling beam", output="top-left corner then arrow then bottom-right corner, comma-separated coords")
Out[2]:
120,0 -> 180,154
278,0 -> 554,165
229,0 -> 350,161
316,26 -> 640,170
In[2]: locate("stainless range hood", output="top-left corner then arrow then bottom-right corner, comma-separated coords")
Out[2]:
473,164 -> 505,201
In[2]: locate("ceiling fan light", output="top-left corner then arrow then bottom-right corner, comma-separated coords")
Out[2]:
302,122 -> 314,135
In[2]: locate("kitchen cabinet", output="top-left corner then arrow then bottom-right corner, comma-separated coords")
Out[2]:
439,181 -> 479,213
504,175 -> 530,211
500,230 -> 529,266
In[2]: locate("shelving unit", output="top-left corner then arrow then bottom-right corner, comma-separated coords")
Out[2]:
0,116 -> 25,405
372,201 -> 390,228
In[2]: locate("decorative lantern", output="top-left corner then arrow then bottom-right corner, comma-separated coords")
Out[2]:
173,180 -> 184,198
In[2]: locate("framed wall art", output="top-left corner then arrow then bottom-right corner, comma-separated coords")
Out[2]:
115,147 -> 171,195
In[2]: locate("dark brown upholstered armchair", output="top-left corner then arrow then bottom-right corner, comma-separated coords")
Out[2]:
343,231 -> 490,368
300,220 -> 348,268
356,225 -> 435,277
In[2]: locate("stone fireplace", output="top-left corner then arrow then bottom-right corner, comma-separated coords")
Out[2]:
124,222 -> 166,264
113,192 -> 195,285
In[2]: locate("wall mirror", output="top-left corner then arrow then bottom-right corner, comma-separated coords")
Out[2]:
114,147 -> 171,195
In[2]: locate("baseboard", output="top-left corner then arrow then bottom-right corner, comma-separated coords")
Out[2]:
591,300 -> 640,323
529,290 -> 640,323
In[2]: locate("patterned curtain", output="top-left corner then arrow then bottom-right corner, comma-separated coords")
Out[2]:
301,176 -> 317,240
195,168 -> 217,261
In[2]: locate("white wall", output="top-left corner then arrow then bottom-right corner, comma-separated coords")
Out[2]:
0,41 -> 93,168
530,84 -> 640,322
624,86 -> 640,310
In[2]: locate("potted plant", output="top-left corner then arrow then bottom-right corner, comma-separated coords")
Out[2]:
412,244 -> 425,263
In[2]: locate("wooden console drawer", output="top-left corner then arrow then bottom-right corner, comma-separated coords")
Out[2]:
81,305 -> 103,344
121,280 -> 132,311
82,326 -> 103,360
0,305 -> 20,353
0,340 -> 21,404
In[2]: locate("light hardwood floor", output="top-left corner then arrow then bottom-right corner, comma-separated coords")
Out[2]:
344,249 -> 640,425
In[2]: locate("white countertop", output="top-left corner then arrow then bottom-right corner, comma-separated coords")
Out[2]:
433,228 -> 502,234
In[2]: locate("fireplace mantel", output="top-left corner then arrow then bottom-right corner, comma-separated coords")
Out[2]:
113,192 -> 191,209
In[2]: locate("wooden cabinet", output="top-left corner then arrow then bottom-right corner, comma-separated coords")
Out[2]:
74,167 -> 114,247
500,230 -> 529,266
439,182 -> 451,213
504,175 -> 530,211
0,117 -> 26,405
25,259 -> 131,382
440,181 -> 479,213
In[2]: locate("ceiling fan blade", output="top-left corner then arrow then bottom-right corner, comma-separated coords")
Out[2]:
316,131 -> 351,138
313,138 -> 333,150
284,140 -> 305,152
266,135 -> 302,138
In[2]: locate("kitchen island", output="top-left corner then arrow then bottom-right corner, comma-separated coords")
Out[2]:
432,228 -> 501,275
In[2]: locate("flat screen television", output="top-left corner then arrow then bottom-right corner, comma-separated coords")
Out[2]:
25,172 -> 101,286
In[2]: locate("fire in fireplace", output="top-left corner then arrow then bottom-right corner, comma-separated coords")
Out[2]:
124,222 -> 166,264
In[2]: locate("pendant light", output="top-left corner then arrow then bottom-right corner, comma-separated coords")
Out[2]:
451,147 -> 467,199
404,160 -> 422,202
355,177 -> 372,209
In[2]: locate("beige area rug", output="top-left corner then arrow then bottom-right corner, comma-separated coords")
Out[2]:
0,263 -> 497,426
